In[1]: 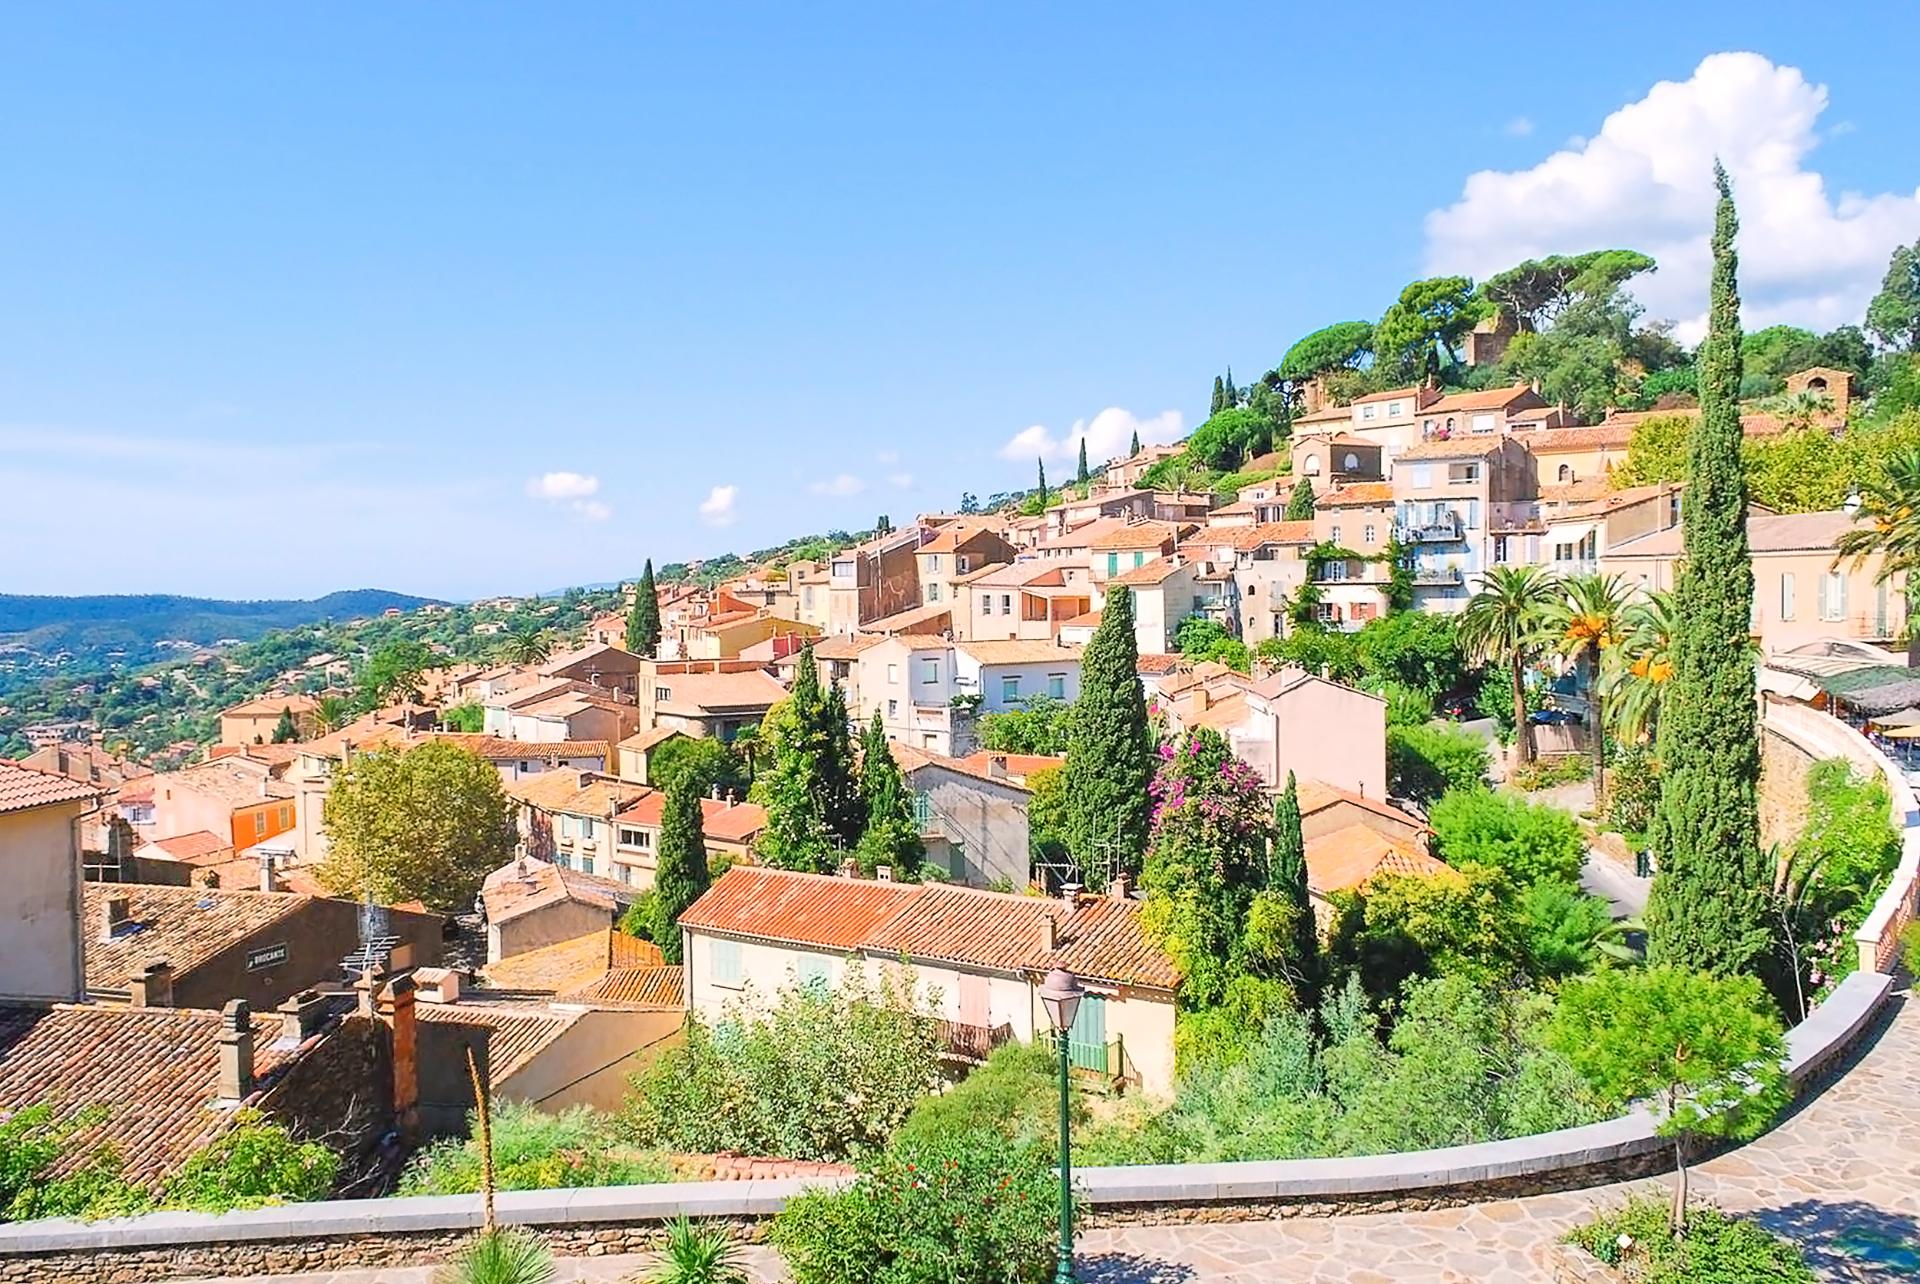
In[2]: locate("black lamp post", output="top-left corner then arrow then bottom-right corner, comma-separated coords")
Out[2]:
1039,967 -> 1084,1284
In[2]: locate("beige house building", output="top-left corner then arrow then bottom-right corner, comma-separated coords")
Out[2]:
1089,520 -> 1186,589
1157,668 -> 1387,798
915,525 -> 1016,613
609,792 -> 767,888
678,867 -> 1181,1095
963,560 -> 1094,643
1392,436 -> 1538,614
636,662 -> 787,743
1109,557 -> 1206,655
856,636 -> 1082,755
1188,521 -> 1318,648
218,694 -> 319,747
889,743 -> 1034,888
0,762 -> 99,1003
1604,508 -> 1907,654
1311,482 -> 1396,630
828,528 -> 925,634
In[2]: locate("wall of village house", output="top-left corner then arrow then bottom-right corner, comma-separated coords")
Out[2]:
916,770 -> 1030,888
1605,549 -> 1907,654
0,801 -> 85,1003
496,1008 -> 682,1113
1269,684 -> 1387,800
490,899 -> 613,964
154,899 -> 443,1011
683,930 -> 854,1021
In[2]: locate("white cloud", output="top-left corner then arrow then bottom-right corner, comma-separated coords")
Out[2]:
1503,116 -> 1535,138
570,499 -> 612,522
698,484 -> 738,527
887,472 -> 915,490
809,473 -> 866,497
875,449 -> 901,466
525,471 -> 600,501
1424,52 -> 1920,343
1000,407 -> 1184,465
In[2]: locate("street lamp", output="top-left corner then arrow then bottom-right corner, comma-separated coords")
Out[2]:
1038,967 -> 1084,1284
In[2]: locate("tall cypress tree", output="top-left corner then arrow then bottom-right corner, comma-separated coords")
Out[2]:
820,681 -> 865,852
1063,588 -> 1153,886
650,771 -> 710,964
1211,376 -> 1225,415
1270,772 -> 1320,1007
627,560 -> 662,656
1129,429 -> 1141,457
1284,478 -> 1317,521
1222,366 -> 1236,408
1076,438 -> 1090,488
755,643 -> 836,871
1036,458 -> 1049,505
856,711 -> 925,879
1645,164 -> 1770,979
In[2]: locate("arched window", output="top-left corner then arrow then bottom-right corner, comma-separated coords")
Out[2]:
1303,455 -> 1322,476
1807,375 -> 1829,393
1343,452 -> 1360,472
1557,463 -> 1574,483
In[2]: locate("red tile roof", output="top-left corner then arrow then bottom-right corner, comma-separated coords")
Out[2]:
1304,824 -> 1452,896
679,867 -> 918,950
558,965 -> 685,1009
1420,383 -> 1539,414
1295,780 -> 1427,832
1111,557 -> 1190,586
413,1002 -> 580,1083
83,884 -> 312,991
1396,436 -> 1509,461
146,830 -> 233,863
1316,482 -> 1395,508
0,760 -> 101,814
614,793 -> 769,844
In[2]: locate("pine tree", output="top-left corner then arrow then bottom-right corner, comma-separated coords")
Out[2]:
627,560 -> 662,657
271,707 -> 299,744
821,681 -> 866,851
1284,478 -> 1316,521
856,711 -> 925,879
1063,588 -> 1153,886
1130,429 -> 1141,457
1645,164 -> 1770,980
1270,772 -> 1320,1007
650,772 -> 710,964
754,644 -> 837,871
1076,438 -> 1090,488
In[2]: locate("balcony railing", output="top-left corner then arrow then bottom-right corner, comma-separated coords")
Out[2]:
1399,514 -> 1464,543
1412,566 -> 1465,587
933,1019 -> 1015,1065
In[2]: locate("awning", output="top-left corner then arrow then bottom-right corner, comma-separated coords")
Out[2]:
1872,707 -> 1920,729
1808,664 -> 1920,717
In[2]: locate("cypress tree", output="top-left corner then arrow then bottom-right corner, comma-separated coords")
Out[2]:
820,681 -> 865,851
650,771 -> 710,964
627,560 -> 662,657
755,643 -> 836,871
1130,429 -> 1141,457
1223,366 -> 1236,408
1063,588 -> 1153,886
856,711 -> 925,879
1270,772 -> 1320,1007
1284,478 -> 1316,521
1076,438 -> 1090,487
1211,376 -> 1225,415
1036,458 -> 1049,505
271,707 -> 299,744
1645,164 -> 1770,979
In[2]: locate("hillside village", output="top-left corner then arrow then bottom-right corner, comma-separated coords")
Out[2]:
4,223 -> 1920,1282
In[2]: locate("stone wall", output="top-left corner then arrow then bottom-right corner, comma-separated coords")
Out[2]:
1759,726 -> 1814,851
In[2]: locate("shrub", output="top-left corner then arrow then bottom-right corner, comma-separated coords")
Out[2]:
161,1111 -> 338,1211
770,1131 -> 1059,1284
1508,754 -> 1591,791
1376,682 -> 1434,729
1796,760 -> 1902,903
1429,788 -> 1584,889
1567,1196 -> 1814,1282
433,1227 -> 556,1284
0,1105 -> 149,1223
400,1102 -> 669,1196
1603,742 -> 1661,834
1903,917 -> 1920,976
894,1042 -> 1078,1158
621,970 -> 942,1164
1385,723 -> 1489,805
651,1215 -> 750,1284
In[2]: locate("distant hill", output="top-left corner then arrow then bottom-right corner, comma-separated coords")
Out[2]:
0,590 -> 446,658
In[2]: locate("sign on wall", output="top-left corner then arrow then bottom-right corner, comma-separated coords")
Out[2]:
245,942 -> 289,971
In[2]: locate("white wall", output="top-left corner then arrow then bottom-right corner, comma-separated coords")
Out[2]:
0,800 -> 87,1003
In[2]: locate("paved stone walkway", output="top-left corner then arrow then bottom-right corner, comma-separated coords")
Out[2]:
190,988 -> 1920,1284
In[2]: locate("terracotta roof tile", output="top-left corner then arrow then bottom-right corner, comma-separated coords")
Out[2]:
480,858 -> 636,924
1420,383 -> 1538,414
952,639 -> 1083,665
220,693 -> 320,718
0,1004 -> 292,1182
481,929 -> 664,993
1396,436 -> 1510,461
1304,824 -> 1452,896
413,1002 -> 579,1083
1315,482 -> 1395,508
82,884 -> 311,991
1295,780 -> 1427,831
614,793 -> 769,844
558,965 -> 685,1009
1111,557 -> 1189,586
1087,521 -> 1181,551
0,760 -> 103,814
146,830 -> 233,863
678,867 -> 918,951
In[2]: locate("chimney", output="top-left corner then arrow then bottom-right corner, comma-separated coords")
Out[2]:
1109,871 -> 1134,902
839,857 -> 860,879
277,989 -> 331,1043
1190,687 -> 1211,712
411,967 -> 462,1004
986,755 -> 1008,781
377,976 -> 420,1137
217,1000 -> 254,1101
710,783 -> 722,801
1040,913 -> 1058,952
129,961 -> 173,1008
259,848 -> 278,893
354,969 -> 381,1019
98,894 -> 131,943
876,865 -> 893,882
1059,881 -> 1081,907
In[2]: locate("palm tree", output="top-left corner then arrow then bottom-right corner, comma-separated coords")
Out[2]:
1542,573 -> 1632,794
1606,589 -> 1677,745
1458,565 -> 1560,767
1834,447 -> 1920,665
314,694 -> 352,735
502,624 -> 553,667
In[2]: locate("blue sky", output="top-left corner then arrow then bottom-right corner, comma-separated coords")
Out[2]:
3,4 -> 1917,599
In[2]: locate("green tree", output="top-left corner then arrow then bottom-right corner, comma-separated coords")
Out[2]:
1866,239 -> 1920,352
1373,277 -> 1487,384
270,707 -> 298,744
1609,414 -> 1696,487
1352,610 -> 1467,694
855,711 -> 924,880
648,735 -> 748,799
1606,589 -> 1677,744
1270,772 -> 1321,1007
1035,457 -> 1049,508
1646,166 -> 1771,983
975,694 -> 1072,754
820,682 -> 865,850
651,773 -> 711,964
1211,374 -> 1226,415
502,625 -> 552,666
1284,478 -> 1316,521
1480,250 -> 1655,332
314,694 -> 352,735
442,702 -> 486,733
1429,788 -> 1585,888
358,639 -> 436,709
1076,437 -> 1090,488
1129,428 -> 1141,456
1063,589 -> 1154,885
1385,722 -> 1490,805
753,647 -> 839,872
1546,967 -> 1788,1232
1457,565 -> 1559,765
1186,407 -> 1272,472
1278,320 -> 1375,383
317,741 -> 518,909
627,560 -> 662,657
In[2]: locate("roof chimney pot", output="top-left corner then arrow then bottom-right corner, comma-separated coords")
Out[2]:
216,1000 -> 254,1101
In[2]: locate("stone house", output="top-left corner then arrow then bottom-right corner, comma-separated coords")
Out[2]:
888,742 -> 1034,888
828,528 -> 925,634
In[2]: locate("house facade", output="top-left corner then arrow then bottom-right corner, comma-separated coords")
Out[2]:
1392,436 -> 1537,614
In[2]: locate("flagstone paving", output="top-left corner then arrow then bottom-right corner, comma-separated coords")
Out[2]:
188,987 -> 1920,1283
